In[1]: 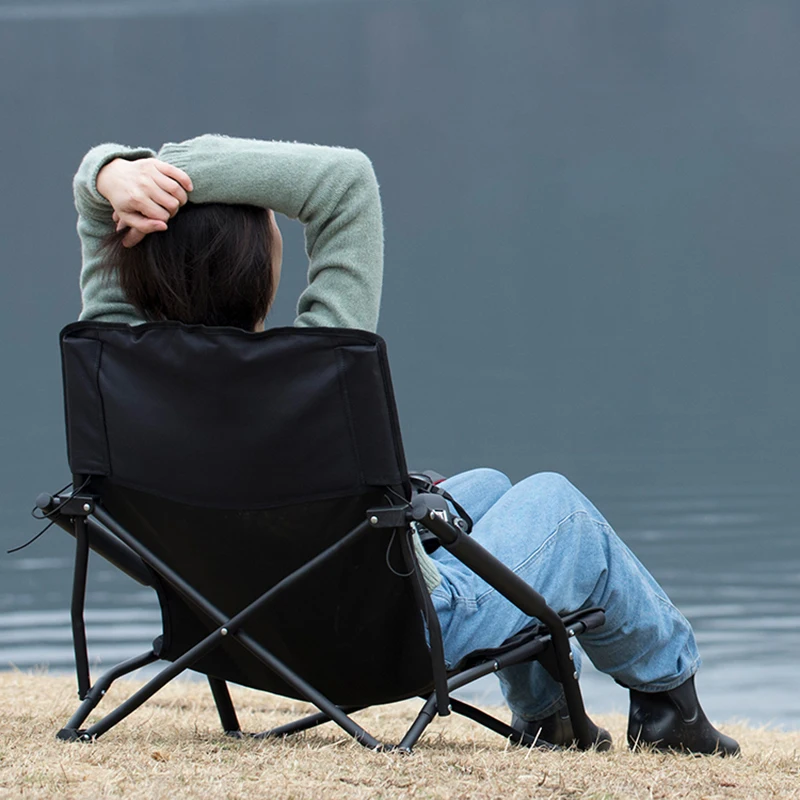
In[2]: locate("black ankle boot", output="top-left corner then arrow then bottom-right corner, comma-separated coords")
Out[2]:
512,709 -> 613,751
628,676 -> 740,756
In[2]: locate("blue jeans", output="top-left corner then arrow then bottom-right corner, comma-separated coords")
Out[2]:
430,469 -> 701,721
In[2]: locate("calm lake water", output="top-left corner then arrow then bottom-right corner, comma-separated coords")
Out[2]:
1,0 -> 799,734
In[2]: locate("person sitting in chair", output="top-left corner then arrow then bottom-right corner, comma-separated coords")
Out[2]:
74,135 -> 739,756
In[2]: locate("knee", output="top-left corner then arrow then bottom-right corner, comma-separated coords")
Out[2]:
520,471 -> 576,496
466,468 -> 512,494
443,467 -> 511,495
513,472 -> 592,517
440,468 -> 512,522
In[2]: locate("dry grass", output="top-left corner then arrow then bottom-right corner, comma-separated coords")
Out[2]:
0,672 -> 797,800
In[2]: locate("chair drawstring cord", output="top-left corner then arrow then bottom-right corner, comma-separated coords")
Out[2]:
8,477 -> 91,555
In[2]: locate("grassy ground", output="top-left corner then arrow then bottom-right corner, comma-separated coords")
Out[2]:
1,672 -> 797,800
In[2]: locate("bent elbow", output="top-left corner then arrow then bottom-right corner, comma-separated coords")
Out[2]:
339,148 -> 379,193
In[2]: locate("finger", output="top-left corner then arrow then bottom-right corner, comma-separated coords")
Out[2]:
153,172 -> 189,208
138,184 -> 182,218
129,192 -> 172,222
112,211 -> 120,223
118,212 -> 169,235
122,228 -> 147,248
148,181 -> 185,217
119,216 -> 167,248
154,161 -> 193,193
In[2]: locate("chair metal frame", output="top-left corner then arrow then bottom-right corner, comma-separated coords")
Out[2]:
40,484 -> 604,752
45,321 -> 606,753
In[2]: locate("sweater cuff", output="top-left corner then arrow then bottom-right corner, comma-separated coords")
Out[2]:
412,535 -> 442,592
157,141 -> 191,172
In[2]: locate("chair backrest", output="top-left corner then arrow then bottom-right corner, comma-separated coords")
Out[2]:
60,321 -> 433,705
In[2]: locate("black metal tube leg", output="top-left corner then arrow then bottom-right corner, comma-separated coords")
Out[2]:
256,707 -> 366,740
58,650 -> 158,740
81,628 -> 231,740
83,511 -> 381,746
71,517 -> 91,700
448,698 -> 558,750
398,695 -> 438,752
236,631 -> 383,750
208,678 -> 241,735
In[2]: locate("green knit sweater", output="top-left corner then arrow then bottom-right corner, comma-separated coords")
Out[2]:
74,135 -> 384,329
73,134 -> 441,590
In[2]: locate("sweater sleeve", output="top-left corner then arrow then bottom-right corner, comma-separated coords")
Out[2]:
74,143 -> 155,323
158,135 -> 384,332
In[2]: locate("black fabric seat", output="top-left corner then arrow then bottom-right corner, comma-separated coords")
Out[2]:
39,321 -> 604,751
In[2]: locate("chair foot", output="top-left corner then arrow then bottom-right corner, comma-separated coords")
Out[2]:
208,677 -> 241,736
386,744 -> 414,755
512,710 -> 613,752
57,728 -> 92,742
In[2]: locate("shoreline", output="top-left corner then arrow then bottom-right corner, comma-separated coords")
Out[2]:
2,672 -> 798,799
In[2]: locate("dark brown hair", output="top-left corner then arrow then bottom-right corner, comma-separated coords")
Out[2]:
102,202 -> 273,331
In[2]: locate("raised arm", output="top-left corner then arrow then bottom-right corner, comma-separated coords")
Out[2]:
75,136 -> 384,331
159,135 -> 384,331
74,144 -> 157,323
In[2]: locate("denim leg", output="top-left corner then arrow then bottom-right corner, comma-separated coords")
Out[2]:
431,471 -> 701,720
437,468 -> 513,523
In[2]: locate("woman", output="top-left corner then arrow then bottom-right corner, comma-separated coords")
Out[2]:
74,135 -> 739,755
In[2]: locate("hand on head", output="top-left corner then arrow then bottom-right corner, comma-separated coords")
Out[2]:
97,158 -> 193,247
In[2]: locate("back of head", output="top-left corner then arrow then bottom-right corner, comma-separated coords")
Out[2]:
102,202 -> 273,331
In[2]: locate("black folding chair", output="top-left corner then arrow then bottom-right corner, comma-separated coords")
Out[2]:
37,321 -> 605,751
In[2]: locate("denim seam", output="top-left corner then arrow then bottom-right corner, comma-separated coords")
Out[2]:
472,510 -> 601,607
593,540 -> 702,691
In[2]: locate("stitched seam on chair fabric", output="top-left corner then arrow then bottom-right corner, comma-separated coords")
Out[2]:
100,475 -> 374,511
62,320 -> 385,347
63,333 -> 111,477
335,346 -> 365,486
94,339 -> 113,476
60,334 -> 75,471
375,341 -> 409,488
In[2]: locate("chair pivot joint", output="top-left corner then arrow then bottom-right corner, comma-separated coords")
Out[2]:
366,506 -> 409,528
50,493 -> 96,517
409,494 -> 463,545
